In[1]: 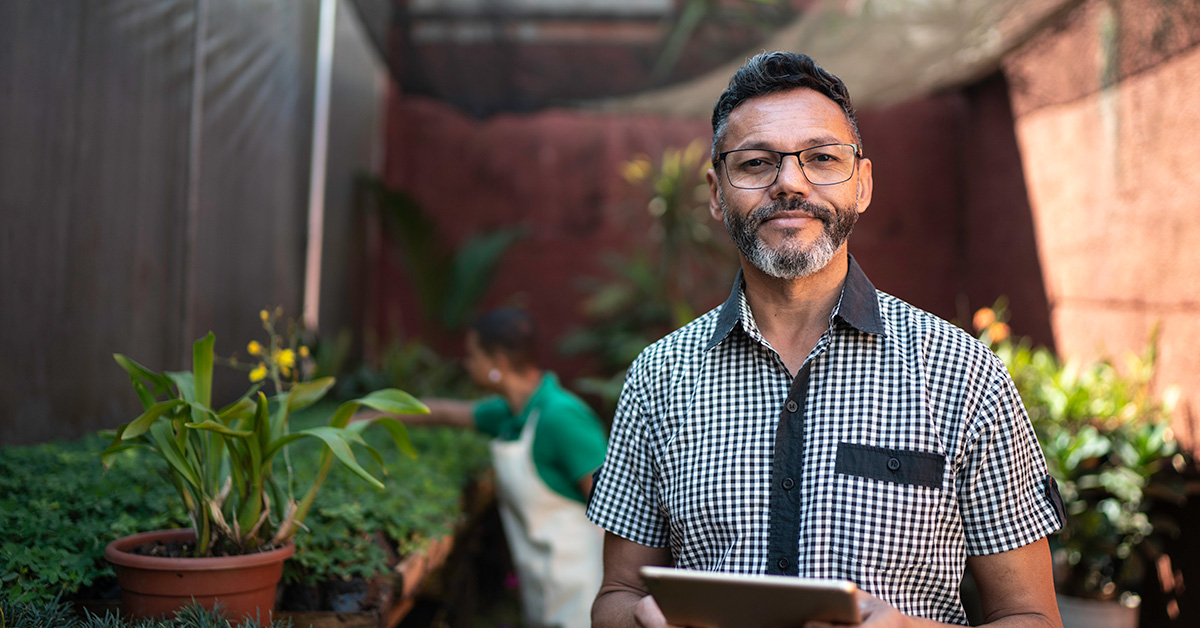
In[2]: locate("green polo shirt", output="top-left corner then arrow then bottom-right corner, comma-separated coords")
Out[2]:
473,373 -> 608,504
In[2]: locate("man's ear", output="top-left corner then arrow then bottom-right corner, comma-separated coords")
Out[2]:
855,157 -> 873,215
707,167 -> 723,221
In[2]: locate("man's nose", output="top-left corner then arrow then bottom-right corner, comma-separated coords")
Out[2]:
773,154 -> 813,195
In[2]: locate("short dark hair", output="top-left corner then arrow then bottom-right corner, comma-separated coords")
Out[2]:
470,308 -> 537,369
711,51 -> 860,160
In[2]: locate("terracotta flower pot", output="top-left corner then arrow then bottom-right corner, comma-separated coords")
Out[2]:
105,529 -> 295,623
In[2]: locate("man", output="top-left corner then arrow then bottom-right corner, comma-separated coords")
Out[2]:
368,308 -> 607,628
586,52 -> 1065,627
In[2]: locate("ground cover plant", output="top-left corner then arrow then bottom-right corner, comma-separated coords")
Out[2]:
0,407 -> 490,607
0,596 -> 292,628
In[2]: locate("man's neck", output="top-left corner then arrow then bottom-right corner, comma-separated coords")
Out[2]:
740,251 -> 849,375
502,369 -> 544,416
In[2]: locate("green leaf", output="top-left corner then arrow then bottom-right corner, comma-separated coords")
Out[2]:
328,402 -> 360,429
147,422 -> 202,490
119,399 -> 188,440
185,419 -> 253,438
113,354 -> 173,395
263,432 -> 307,460
129,376 -> 157,409
351,415 -> 418,460
355,389 -> 429,418
286,377 -> 335,412
254,392 -> 272,454
193,331 -> 215,407
218,397 -> 257,425
99,440 -> 153,469
165,371 -> 196,404
298,427 -> 385,489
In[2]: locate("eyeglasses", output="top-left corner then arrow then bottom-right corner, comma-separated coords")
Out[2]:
717,143 -> 861,189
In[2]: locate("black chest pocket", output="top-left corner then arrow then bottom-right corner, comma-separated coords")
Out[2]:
835,443 -> 944,488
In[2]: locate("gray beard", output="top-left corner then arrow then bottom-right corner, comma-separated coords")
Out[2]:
721,192 -> 858,279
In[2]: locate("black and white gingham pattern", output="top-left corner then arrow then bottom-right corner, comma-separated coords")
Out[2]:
587,257 -> 1063,625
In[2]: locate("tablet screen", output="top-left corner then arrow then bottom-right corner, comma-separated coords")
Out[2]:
640,566 -> 860,628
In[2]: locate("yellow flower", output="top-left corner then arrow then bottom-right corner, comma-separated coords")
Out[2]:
249,363 -> 267,382
278,348 -> 296,369
621,156 -> 652,185
247,340 -> 263,356
972,308 -> 996,333
259,309 -> 270,322
299,346 -> 310,357
281,366 -> 292,378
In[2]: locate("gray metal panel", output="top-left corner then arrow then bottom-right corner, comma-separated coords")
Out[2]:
188,0 -> 318,400
0,0 -> 329,445
0,0 -> 196,445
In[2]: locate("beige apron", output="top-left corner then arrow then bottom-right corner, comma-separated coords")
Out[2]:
490,408 -> 604,628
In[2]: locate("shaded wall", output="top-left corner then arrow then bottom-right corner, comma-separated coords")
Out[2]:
0,0 -> 383,446
377,80 -> 1049,381
1005,0 -> 1200,451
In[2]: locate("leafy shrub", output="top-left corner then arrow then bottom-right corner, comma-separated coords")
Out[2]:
561,141 -> 735,412
972,304 -> 1188,603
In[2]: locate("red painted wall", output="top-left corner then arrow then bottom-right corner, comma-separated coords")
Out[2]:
376,78 -> 1050,382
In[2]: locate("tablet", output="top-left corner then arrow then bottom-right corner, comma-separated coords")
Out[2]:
639,566 -> 860,628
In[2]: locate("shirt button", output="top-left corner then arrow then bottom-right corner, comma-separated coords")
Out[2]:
777,557 -> 790,570
887,457 -> 902,471
781,477 -> 795,490
785,400 -> 798,413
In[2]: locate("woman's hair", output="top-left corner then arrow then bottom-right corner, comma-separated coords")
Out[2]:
470,307 -> 537,369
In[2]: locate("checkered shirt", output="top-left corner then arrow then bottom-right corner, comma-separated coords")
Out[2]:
586,257 -> 1064,624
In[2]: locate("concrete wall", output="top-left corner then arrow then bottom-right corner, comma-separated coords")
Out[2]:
1004,0 -> 1200,450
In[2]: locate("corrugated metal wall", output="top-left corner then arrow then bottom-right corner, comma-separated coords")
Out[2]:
0,0 -> 384,445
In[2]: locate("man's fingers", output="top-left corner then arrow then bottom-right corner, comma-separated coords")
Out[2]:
633,594 -> 667,628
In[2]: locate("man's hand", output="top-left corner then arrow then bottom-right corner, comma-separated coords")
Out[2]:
806,538 -> 1061,628
592,533 -> 675,628
804,590 -> 911,628
632,594 -> 682,628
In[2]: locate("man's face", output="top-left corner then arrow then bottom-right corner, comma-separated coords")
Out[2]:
707,88 -> 873,279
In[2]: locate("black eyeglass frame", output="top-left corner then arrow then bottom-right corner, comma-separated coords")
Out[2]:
716,143 -> 863,189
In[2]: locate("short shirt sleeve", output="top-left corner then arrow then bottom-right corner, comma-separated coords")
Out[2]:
473,396 -> 512,439
958,358 -> 1064,555
585,357 -> 670,547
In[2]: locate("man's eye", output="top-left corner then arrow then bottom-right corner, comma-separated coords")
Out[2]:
806,152 -> 840,163
734,154 -> 777,170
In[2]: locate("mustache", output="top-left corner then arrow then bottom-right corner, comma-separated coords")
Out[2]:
747,197 -> 834,227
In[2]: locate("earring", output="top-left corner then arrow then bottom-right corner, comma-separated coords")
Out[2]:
488,368 -> 502,383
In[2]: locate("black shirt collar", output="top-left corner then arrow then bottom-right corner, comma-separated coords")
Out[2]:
705,255 -> 886,351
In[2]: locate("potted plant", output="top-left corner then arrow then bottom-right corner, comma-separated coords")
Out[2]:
973,305 -> 1188,628
100,310 -> 427,622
